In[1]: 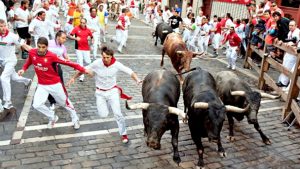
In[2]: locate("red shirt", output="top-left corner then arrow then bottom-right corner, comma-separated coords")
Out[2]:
215,22 -> 222,34
220,18 -> 226,27
22,49 -> 86,85
70,26 -> 93,50
225,32 -> 241,47
116,15 -> 125,30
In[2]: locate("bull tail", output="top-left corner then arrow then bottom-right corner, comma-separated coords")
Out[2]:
175,67 -> 199,76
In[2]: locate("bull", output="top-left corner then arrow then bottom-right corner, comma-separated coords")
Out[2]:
125,70 -> 186,165
182,68 -> 248,168
153,22 -> 173,46
215,71 -> 279,145
161,33 -> 203,81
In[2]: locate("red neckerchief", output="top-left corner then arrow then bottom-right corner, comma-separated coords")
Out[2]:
104,57 -> 116,67
20,6 -> 26,11
235,23 -> 240,28
91,14 -> 96,18
88,2 -> 92,7
0,30 -> 9,38
36,17 -> 42,21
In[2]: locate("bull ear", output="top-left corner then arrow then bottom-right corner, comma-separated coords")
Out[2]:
193,102 -> 209,109
260,92 -> 280,99
230,90 -> 246,96
192,52 -> 205,58
225,104 -> 249,113
125,100 -> 149,110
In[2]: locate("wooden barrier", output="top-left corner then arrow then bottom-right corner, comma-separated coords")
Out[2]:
244,35 -> 300,125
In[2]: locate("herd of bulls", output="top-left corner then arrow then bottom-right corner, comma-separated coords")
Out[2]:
125,26 -> 279,168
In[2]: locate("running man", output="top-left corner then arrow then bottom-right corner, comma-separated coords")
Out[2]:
18,37 -> 91,129
67,46 -> 142,143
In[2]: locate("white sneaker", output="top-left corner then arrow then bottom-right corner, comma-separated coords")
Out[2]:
73,120 -> 80,130
47,115 -> 59,129
79,76 -> 84,82
226,65 -> 231,69
50,104 -> 55,111
231,65 -> 236,70
3,101 -> 13,109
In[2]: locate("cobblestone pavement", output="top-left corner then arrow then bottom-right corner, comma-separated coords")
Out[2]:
0,17 -> 300,169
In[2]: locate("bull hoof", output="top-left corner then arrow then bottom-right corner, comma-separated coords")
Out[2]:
219,152 -> 227,158
196,166 -> 205,169
173,156 -> 181,165
263,139 -> 272,145
226,135 -> 235,142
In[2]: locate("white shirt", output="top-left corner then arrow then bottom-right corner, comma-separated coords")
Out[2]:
64,23 -> 73,35
15,7 -> 30,28
0,1 -> 7,23
162,10 -> 172,23
87,15 -> 101,33
29,18 -> 54,39
287,28 -> 300,41
0,32 -> 21,63
86,59 -> 133,90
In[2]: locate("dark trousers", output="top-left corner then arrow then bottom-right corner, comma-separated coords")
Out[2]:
48,64 -> 64,105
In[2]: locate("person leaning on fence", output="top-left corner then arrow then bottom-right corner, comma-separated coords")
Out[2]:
67,46 -> 142,144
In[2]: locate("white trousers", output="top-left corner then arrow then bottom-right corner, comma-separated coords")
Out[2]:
112,29 -> 126,52
226,46 -> 238,67
95,88 -> 127,135
76,50 -> 91,79
278,53 -> 297,85
92,32 -> 100,58
33,83 -> 79,122
212,33 -> 221,49
182,29 -> 191,43
1,61 -> 31,102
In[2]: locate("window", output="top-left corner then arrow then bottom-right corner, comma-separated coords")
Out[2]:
281,0 -> 300,8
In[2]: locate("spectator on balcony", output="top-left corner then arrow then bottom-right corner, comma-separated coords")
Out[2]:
270,2 -> 284,17
273,11 -> 290,41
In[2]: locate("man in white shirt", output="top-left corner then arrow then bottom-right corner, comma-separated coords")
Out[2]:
67,46 -> 142,144
0,19 -> 32,109
87,7 -> 101,59
15,0 -> 32,58
0,0 -> 7,23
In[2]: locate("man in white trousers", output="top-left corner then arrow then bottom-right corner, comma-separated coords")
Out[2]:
222,27 -> 241,70
277,20 -> 300,87
67,46 -> 142,144
111,8 -> 127,53
69,18 -> 94,82
0,19 -> 32,109
18,37 -> 91,129
87,7 -> 101,60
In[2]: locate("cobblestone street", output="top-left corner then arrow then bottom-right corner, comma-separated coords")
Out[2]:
0,17 -> 300,169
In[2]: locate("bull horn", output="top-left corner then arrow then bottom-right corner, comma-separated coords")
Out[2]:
260,92 -> 280,99
168,107 -> 186,119
225,104 -> 249,113
192,52 -> 205,56
125,100 -> 149,110
193,102 -> 209,109
230,91 -> 246,96
176,51 -> 184,54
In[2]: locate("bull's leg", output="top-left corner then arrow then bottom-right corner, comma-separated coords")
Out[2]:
226,114 -> 235,142
170,122 -> 181,165
189,123 -> 205,168
217,139 -> 227,157
160,49 -> 165,67
154,36 -> 158,46
253,123 -> 271,145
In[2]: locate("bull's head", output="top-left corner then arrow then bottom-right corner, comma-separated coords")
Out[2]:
125,101 -> 186,149
193,102 -> 248,142
176,51 -> 204,72
230,90 -> 279,124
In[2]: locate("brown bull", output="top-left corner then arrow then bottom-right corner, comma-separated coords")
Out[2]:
161,33 -> 203,81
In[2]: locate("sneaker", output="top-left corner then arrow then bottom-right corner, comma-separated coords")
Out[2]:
47,115 -> 59,129
79,76 -> 84,82
50,103 -> 55,111
231,65 -> 236,70
226,65 -> 231,69
25,79 -> 32,91
73,120 -> 80,130
3,101 -> 13,109
110,38 -> 113,43
121,135 -> 129,144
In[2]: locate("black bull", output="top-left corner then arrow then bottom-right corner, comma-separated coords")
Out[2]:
153,22 -> 173,46
126,70 -> 186,165
215,71 -> 278,145
182,68 -> 249,168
